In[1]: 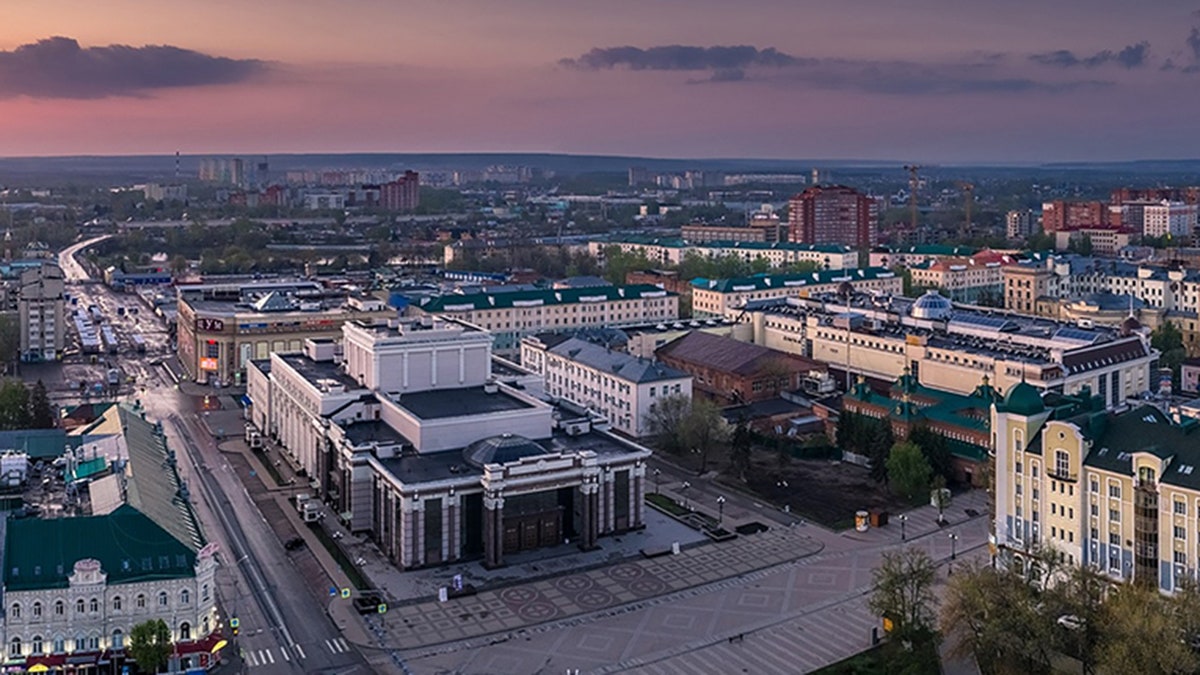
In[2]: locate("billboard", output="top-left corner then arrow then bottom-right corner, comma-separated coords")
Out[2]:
200,357 -> 219,372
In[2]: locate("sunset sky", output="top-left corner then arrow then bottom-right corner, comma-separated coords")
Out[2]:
4,0 -> 1200,161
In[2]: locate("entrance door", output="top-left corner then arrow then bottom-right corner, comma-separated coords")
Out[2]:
521,520 -> 539,550
503,523 -> 520,553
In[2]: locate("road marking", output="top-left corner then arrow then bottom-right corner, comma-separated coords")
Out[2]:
325,639 -> 336,653
245,650 -> 258,666
337,637 -> 349,652
294,643 -> 306,659
281,647 -> 290,662
264,648 -> 275,664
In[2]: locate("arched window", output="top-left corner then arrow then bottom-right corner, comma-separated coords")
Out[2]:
8,637 -> 20,658
158,591 -> 168,607
32,601 -> 42,618
53,600 -> 63,616
52,636 -> 64,653
9,603 -> 19,619
89,598 -> 98,613
112,596 -> 122,612
179,622 -> 191,641
75,599 -> 85,614
73,635 -> 85,652
180,589 -> 190,605
202,616 -> 210,636
31,636 -> 43,654
136,594 -> 146,609
112,629 -> 124,650
87,635 -> 99,651
201,584 -> 210,602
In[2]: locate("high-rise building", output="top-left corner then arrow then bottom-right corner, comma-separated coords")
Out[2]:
787,185 -> 875,248
1111,187 -> 1200,205
18,262 -> 65,362
1141,201 -> 1197,238
380,171 -> 420,211
1006,209 -> 1037,240
1041,200 -> 1120,233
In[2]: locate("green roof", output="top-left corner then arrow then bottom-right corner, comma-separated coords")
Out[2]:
413,284 -> 674,313
607,235 -> 851,254
1001,381 -> 1045,416
848,375 -> 999,461
4,505 -> 196,591
0,429 -> 77,459
120,406 -> 204,551
691,267 -> 897,293
66,456 -> 108,482
876,244 -> 979,256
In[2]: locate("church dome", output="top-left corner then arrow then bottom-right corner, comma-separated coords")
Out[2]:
1002,380 -> 1045,416
462,434 -> 549,469
910,291 -> 953,320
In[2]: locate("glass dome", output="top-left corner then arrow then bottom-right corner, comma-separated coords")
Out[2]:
910,291 -> 953,320
462,434 -> 549,468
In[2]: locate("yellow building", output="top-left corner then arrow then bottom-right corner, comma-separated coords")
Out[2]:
993,383 -> 1200,592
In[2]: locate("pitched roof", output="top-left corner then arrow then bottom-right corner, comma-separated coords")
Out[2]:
656,330 -> 818,377
413,284 -> 673,312
0,428 -> 77,459
1075,405 -> 1200,490
4,504 -> 197,590
119,406 -> 205,552
550,338 -> 689,384
690,267 -> 897,294
1061,337 -> 1149,375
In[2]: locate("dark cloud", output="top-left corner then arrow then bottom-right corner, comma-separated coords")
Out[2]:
0,36 -> 267,99
559,45 -> 807,71
1029,41 -> 1149,68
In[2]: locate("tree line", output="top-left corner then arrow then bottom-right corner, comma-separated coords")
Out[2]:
0,380 -> 57,430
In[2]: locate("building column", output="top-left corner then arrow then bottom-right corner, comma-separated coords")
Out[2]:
411,496 -> 424,568
446,491 -> 459,561
578,478 -> 600,551
483,492 -> 505,569
632,464 -> 646,528
604,468 -> 615,533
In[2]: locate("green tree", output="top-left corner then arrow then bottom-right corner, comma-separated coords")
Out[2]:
1096,583 -> 1198,675
680,396 -> 731,474
908,424 -> 952,483
887,440 -> 933,502
1152,322 -> 1188,388
646,393 -> 692,455
600,245 -> 655,285
867,421 -> 894,484
128,619 -> 172,674
940,563 -> 1054,675
0,314 -> 19,372
1045,564 -> 1106,675
869,547 -> 938,645
728,417 -> 753,482
0,380 -> 31,430
27,380 -> 55,429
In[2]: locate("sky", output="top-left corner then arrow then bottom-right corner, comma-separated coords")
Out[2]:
3,0 -> 1200,162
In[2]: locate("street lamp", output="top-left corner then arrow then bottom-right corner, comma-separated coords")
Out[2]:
949,532 -> 959,559
681,481 -> 691,510
717,495 -> 726,526
899,514 -> 908,541
653,468 -> 662,495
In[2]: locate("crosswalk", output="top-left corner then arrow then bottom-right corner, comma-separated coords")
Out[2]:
241,637 -> 350,668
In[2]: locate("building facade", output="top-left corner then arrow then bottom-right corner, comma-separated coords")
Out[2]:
589,237 -> 858,271
1007,209 -> 1037,241
655,330 -> 821,405
18,263 -> 65,362
787,185 -> 876,248
380,171 -> 420,212
1041,200 -> 1120,233
520,335 -> 692,438
993,388 -> 1200,593
908,251 -> 1017,304
1141,201 -> 1197,239
690,267 -> 902,319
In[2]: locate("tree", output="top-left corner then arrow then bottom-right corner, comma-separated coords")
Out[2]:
867,420 -> 894,483
887,440 -> 933,502
0,314 -> 19,371
0,380 -> 31,430
680,396 -> 731,474
128,619 -> 172,674
908,424 -> 952,483
27,380 -> 55,429
940,563 -> 1054,675
1151,322 -> 1188,387
1044,564 -> 1106,675
646,393 -> 692,455
729,417 -> 753,482
870,547 -> 938,644
1096,583 -> 1198,675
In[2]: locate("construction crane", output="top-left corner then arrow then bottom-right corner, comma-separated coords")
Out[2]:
957,181 -> 975,238
903,165 -> 921,232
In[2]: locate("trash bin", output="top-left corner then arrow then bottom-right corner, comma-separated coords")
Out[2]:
870,510 -> 889,527
855,510 -> 869,532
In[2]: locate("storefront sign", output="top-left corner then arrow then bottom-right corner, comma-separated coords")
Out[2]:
195,318 -> 225,332
199,357 -> 219,372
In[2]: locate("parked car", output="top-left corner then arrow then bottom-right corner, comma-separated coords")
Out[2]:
284,537 -> 306,551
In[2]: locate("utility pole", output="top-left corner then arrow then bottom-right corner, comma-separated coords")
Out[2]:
903,165 -> 921,235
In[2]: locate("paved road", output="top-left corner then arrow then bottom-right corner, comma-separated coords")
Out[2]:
58,234 -> 109,282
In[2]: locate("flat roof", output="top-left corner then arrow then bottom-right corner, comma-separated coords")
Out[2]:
395,386 -> 534,419
278,353 -> 362,393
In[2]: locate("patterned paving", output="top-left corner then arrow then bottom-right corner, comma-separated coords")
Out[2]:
385,525 -> 825,649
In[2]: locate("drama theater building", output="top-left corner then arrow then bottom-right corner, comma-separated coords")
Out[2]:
246,317 -> 650,570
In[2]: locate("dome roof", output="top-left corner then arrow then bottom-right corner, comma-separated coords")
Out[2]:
837,281 -> 855,298
1002,380 -> 1045,416
1120,315 -> 1142,335
462,434 -> 549,469
910,291 -> 953,320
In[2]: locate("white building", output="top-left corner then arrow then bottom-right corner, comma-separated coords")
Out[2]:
521,335 -> 692,438
18,262 -> 65,362
588,237 -> 858,271
1,406 -> 220,673
1142,201 -> 1197,239
690,267 -> 902,319
1006,209 -> 1037,240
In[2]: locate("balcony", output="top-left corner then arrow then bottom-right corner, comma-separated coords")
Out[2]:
1047,468 -> 1078,483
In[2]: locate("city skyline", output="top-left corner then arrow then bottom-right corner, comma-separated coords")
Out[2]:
5,0 -> 1200,161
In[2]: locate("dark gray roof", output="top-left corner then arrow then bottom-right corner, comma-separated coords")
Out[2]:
549,337 -> 689,384
463,434 -> 551,468
1081,405 -> 1200,490
278,353 -> 362,392
376,451 -> 480,484
1061,337 -> 1149,375
342,418 -> 408,447
120,406 -> 205,552
395,386 -> 534,419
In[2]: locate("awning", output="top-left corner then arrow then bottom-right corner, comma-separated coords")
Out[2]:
240,395 -> 252,406
66,653 -> 99,665
211,639 -> 228,654
27,665 -> 49,673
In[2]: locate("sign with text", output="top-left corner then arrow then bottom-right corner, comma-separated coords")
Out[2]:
199,357 -> 219,372
195,317 -> 225,332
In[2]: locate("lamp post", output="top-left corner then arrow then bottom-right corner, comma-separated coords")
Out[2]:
681,481 -> 691,510
899,514 -> 908,541
653,468 -> 662,495
949,532 -> 959,559
717,495 -> 726,527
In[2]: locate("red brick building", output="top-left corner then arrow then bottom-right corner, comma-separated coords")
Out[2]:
787,185 -> 875,248
380,170 -> 420,211
655,331 -> 823,404
1041,200 -> 1119,233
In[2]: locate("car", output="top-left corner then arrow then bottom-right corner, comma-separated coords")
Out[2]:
1057,614 -> 1084,631
283,537 -> 306,551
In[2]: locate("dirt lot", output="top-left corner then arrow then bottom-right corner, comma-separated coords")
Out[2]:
723,452 -> 909,530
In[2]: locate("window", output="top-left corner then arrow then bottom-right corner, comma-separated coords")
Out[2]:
31,602 -> 41,618
180,589 -> 190,605
201,584 -> 210,603
1175,525 -> 1187,540
1176,501 -> 1187,515
76,599 -> 84,614
88,636 -> 98,651
74,636 -> 84,652
1109,484 -> 1121,498
9,637 -> 20,659
1015,461 -> 1023,475
53,600 -> 63,616
9,603 -> 19,619
1055,450 -> 1070,478
136,594 -> 146,609
112,596 -> 121,612
1109,532 -> 1120,546
112,630 -> 123,650
31,636 -> 42,655
52,637 -> 63,653
158,591 -> 168,607
1110,508 -> 1120,523
89,598 -> 98,613
1091,503 -> 1098,516
180,622 -> 191,641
